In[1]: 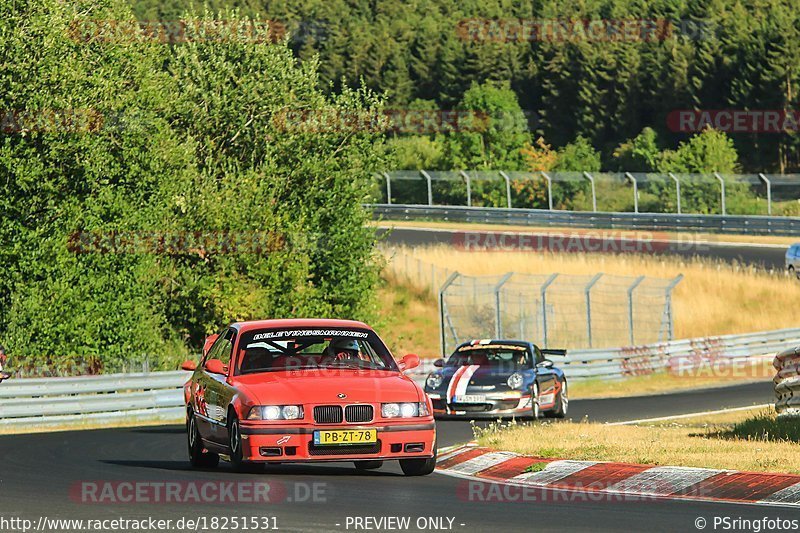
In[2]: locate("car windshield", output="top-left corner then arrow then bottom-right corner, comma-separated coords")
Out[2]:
236,328 -> 398,374
446,345 -> 531,369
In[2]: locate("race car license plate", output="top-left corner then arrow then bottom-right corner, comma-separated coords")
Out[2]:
313,429 -> 377,445
454,394 -> 486,403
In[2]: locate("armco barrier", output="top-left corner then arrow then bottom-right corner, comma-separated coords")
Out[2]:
2,329 -> 796,431
775,346 -> 800,416
0,371 -> 188,429
558,327 -> 800,381
371,204 -> 800,236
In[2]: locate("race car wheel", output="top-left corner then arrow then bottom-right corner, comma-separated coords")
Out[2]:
228,413 -> 245,469
551,379 -> 568,419
187,409 -> 219,468
531,382 -> 541,419
400,445 -> 437,476
354,460 -> 384,470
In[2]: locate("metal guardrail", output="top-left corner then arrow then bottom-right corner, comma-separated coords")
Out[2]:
372,204 -> 800,236
555,327 -> 800,381
1,328 -> 793,430
0,371 -> 188,428
775,346 -> 800,416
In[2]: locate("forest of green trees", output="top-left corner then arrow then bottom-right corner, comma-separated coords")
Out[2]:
132,0 -> 800,174
4,0 -> 800,373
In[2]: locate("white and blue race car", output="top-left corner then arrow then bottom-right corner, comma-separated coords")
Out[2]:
424,339 -> 567,419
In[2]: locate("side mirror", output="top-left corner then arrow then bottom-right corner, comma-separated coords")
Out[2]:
399,353 -> 420,371
203,333 -> 219,357
433,358 -> 444,368
181,360 -> 197,371
537,360 -> 554,369
205,358 -> 227,375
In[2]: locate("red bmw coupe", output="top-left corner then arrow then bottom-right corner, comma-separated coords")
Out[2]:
181,319 -> 437,476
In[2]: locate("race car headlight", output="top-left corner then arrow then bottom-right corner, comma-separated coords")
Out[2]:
507,372 -> 524,390
247,405 -> 304,420
382,402 -> 428,418
425,373 -> 443,390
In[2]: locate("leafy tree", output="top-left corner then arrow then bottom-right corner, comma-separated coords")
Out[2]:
443,80 -> 531,170
554,135 -> 602,172
613,127 -> 662,172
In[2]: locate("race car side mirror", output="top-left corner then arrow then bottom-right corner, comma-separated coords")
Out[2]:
433,358 -> 444,368
537,360 -> 554,369
203,333 -> 219,356
400,353 -> 420,371
204,358 -> 228,375
181,360 -> 197,371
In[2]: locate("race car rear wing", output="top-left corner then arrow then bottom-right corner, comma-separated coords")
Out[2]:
541,348 -> 567,358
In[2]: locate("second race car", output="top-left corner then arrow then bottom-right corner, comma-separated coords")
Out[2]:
424,339 -> 567,419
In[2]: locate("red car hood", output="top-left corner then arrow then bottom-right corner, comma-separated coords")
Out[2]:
232,369 -> 422,404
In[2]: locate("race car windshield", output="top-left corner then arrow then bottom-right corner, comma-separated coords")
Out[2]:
446,347 -> 531,369
236,328 -> 398,374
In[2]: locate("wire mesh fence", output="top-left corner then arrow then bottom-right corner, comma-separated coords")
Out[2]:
373,170 -> 800,216
383,250 -> 682,355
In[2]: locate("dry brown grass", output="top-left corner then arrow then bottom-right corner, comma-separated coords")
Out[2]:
395,245 -> 800,339
475,409 -> 800,474
374,277 -> 440,359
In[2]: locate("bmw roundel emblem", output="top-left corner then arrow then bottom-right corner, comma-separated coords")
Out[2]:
337,393 -> 347,399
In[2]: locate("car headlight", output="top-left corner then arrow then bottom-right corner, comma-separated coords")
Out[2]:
382,402 -> 428,418
507,372 -> 524,390
426,373 -> 443,390
247,405 -> 304,420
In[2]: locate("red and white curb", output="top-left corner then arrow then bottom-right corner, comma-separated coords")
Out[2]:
435,444 -> 800,507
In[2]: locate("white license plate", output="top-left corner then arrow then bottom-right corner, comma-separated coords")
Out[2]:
454,395 -> 486,403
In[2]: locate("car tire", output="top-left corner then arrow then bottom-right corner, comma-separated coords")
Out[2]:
400,446 -> 437,477
354,460 -> 383,470
550,379 -> 568,419
228,413 -> 246,470
792,266 -> 800,280
531,382 -> 541,419
187,409 -> 219,468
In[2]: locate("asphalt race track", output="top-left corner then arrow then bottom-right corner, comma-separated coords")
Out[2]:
2,380 -> 795,532
378,226 -> 789,270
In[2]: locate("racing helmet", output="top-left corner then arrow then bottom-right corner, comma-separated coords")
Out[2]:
327,338 -> 360,359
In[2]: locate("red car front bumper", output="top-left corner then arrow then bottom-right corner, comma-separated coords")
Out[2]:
239,420 -> 436,462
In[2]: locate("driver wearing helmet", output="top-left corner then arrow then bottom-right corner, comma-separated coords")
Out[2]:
325,339 -> 362,362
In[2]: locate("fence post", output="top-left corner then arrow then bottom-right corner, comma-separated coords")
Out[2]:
460,170 -> 472,207
439,272 -> 461,356
627,276 -> 645,345
759,173 -> 772,215
584,273 -> 603,348
583,172 -> 597,212
420,170 -> 433,206
540,273 -> 559,346
625,172 -> 638,213
714,173 -> 726,215
499,171 -> 512,209
494,273 -> 514,338
664,274 -> 684,341
541,171 -> 554,210
383,171 -> 392,205
669,173 -> 681,214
